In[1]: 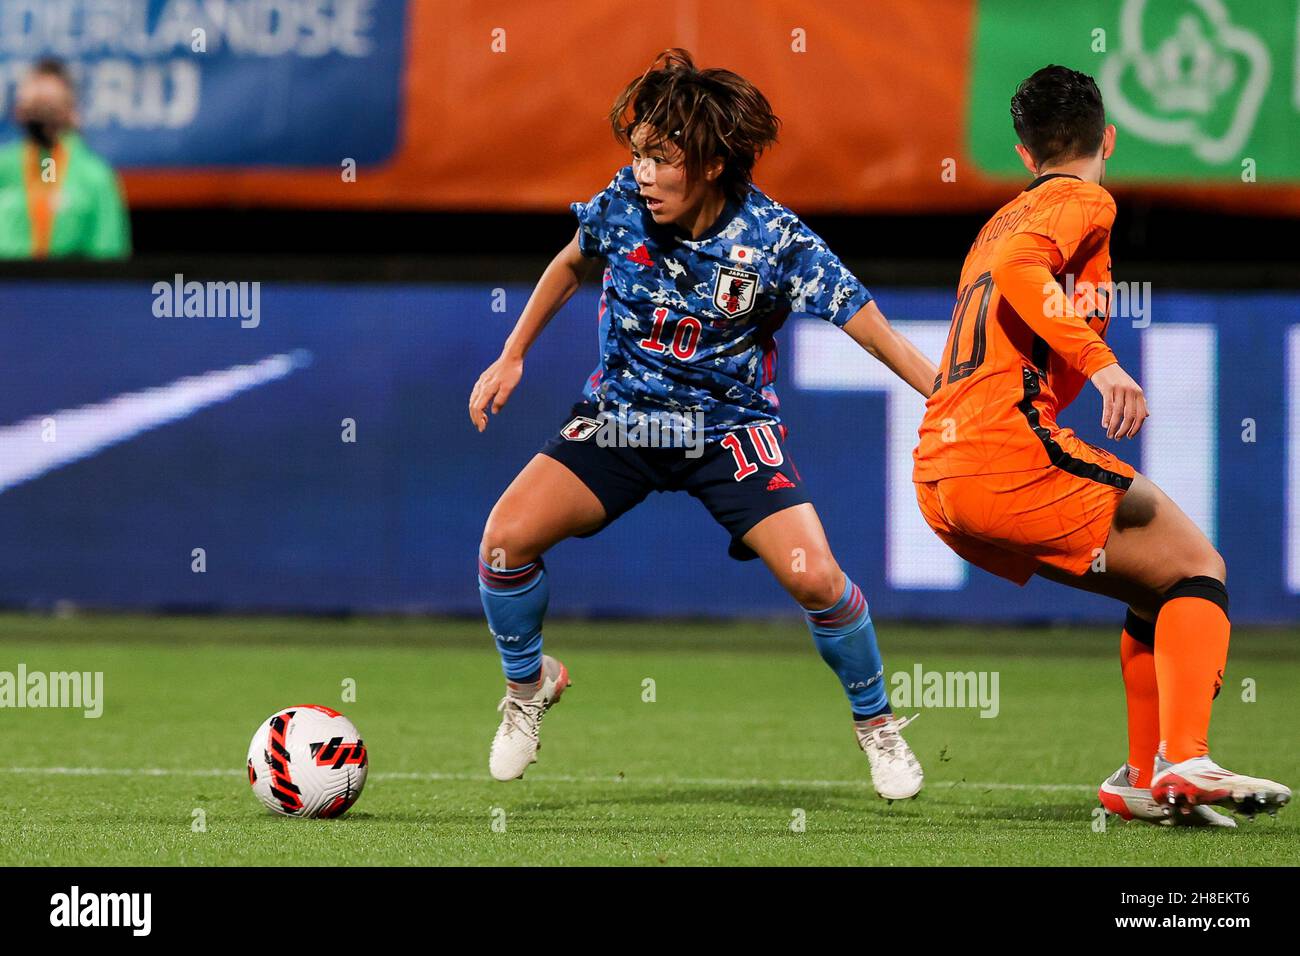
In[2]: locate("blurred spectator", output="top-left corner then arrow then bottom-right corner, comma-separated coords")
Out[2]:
0,59 -> 130,259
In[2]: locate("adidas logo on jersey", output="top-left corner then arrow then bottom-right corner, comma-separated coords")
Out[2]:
766,472 -> 796,491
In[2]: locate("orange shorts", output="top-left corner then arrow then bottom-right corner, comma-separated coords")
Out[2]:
914,435 -> 1135,586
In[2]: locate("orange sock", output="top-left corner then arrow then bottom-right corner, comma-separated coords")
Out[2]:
1154,579 -> 1230,764
1120,611 -> 1159,787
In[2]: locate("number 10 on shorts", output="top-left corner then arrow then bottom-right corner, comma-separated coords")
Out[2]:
721,425 -> 784,480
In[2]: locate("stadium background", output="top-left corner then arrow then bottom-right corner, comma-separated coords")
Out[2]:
2,0 -> 1298,625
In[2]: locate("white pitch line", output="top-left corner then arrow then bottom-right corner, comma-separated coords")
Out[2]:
0,766 -> 1092,793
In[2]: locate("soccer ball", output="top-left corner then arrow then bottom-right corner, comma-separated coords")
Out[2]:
246,704 -> 368,818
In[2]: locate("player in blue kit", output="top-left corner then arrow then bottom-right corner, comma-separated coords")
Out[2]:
468,50 -> 937,799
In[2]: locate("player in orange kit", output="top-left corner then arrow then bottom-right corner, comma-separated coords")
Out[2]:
913,65 -> 1290,825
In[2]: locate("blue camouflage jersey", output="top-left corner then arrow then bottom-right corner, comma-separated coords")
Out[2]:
571,165 -> 872,441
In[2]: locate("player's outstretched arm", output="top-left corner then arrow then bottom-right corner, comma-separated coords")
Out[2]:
841,300 -> 939,397
990,232 -> 1146,439
469,231 -> 595,432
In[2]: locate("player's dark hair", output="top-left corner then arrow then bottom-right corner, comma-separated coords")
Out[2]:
29,57 -> 76,96
1010,65 -> 1105,167
610,49 -> 780,202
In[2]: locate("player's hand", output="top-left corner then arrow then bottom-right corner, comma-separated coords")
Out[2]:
469,353 -> 524,432
1090,363 -> 1148,440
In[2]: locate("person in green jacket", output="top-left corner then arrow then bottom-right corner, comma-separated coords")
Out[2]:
0,58 -> 131,260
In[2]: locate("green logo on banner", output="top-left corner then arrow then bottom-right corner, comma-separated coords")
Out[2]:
969,0 -> 1297,180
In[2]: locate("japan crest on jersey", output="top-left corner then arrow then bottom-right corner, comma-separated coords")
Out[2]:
561,415 -> 601,440
713,266 -> 758,318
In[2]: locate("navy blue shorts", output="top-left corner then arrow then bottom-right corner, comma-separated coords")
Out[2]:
539,402 -> 811,561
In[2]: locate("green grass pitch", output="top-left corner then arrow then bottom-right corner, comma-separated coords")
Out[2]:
0,614 -> 1295,866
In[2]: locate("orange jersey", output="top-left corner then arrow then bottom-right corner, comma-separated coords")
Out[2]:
914,174 -> 1119,480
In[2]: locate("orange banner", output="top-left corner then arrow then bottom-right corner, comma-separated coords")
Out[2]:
120,0 -> 1300,215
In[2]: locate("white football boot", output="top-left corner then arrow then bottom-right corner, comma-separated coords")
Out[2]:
1150,754 -> 1291,818
489,655 -> 571,782
1098,764 -> 1236,828
854,713 -> 923,800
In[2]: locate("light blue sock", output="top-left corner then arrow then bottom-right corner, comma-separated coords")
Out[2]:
478,556 -> 548,681
804,576 -> 890,719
